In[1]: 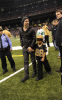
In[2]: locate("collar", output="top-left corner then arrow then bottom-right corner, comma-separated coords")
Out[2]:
22,26 -> 31,32
58,17 -> 62,21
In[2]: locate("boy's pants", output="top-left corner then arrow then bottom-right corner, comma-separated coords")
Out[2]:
37,56 -> 51,79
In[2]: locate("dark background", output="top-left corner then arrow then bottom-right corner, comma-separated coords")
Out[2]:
0,0 -> 62,27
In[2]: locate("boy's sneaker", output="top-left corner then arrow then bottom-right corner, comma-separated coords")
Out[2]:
21,77 -> 29,82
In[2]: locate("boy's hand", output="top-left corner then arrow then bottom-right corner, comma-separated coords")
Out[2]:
41,58 -> 44,62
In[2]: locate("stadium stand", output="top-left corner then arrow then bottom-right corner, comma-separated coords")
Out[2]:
0,0 -> 62,26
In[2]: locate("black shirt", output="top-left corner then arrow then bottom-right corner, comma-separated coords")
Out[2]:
35,43 -> 47,58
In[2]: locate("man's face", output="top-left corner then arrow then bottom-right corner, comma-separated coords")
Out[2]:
24,19 -> 29,27
38,26 -> 41,29
56,12 -> 62,19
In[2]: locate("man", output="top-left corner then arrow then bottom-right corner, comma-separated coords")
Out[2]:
19,17 -> 37,82
3,26 -> 12,38
42,22 -> 50,47
52,19 -> 59,50
0,26 -> 16,74
55,9 -> 62,72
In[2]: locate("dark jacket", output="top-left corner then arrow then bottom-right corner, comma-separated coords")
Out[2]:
19,27 -> 36,48
56,18 -> 62,46
52,25 -> 57,40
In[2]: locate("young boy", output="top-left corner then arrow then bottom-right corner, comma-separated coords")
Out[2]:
35,35 -> 51,81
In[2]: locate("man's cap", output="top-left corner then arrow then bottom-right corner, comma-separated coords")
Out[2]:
38,24 -> 41,27
0,26 -> 3,31
21,16 -> 29,24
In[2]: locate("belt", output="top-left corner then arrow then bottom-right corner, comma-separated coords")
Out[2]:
0,46 -> 9,51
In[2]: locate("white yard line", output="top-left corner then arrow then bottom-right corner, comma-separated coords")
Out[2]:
12,43 -> 54,50
0,63 -> 32,83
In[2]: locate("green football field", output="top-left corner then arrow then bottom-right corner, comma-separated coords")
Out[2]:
0,36 -> 62,100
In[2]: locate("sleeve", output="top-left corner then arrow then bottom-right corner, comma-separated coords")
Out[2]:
19,29 -> 23,47
43,44 -> 47,52
8,31 -> 12,37
30,28 -> 36,48
5,35 -> 12,49
36,30 -> 39,36
51,28 -> 54,36
46,26 -> 50,36
42,29 -> 45,37
59,20 -> 62,44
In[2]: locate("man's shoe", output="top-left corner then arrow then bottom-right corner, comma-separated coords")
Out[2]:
3,70 -> 8,75
31,73 -> 37,78
56,69 -> 60,72
35,77 -> 43,81
48,71 -> 52,75
21,77 -> 29,82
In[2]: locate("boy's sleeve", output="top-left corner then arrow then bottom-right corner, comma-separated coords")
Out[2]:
43,44 -> 47,52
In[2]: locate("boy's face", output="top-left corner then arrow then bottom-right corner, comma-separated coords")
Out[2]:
37,40 -> 42,45
55,20 -> 59,25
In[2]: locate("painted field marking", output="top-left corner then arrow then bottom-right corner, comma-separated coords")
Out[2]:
12,43 -> 54,50
12,55 -> 23,57
0,63 -> 32,83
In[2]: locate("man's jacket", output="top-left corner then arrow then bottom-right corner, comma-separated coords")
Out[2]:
56,18 -> 62,46
19,27 -> 36,48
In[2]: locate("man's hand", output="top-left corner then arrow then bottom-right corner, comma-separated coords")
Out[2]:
10,49 -> 12,51
22,46 -> 24,48
27,47 -> 34,52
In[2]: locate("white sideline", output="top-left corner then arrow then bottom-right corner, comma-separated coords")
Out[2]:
12,43 -> 54,50
0,63 -> 32,83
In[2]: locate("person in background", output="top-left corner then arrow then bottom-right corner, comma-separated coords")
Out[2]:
0,26 -> 16,74
3,26 -> 12,38
52,19 -> 60,58
37,24 -> 45,42
52,19 -> 59,50
19,17 -> 37,82
55,9 -> 62,72
42,22 -> 50,47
